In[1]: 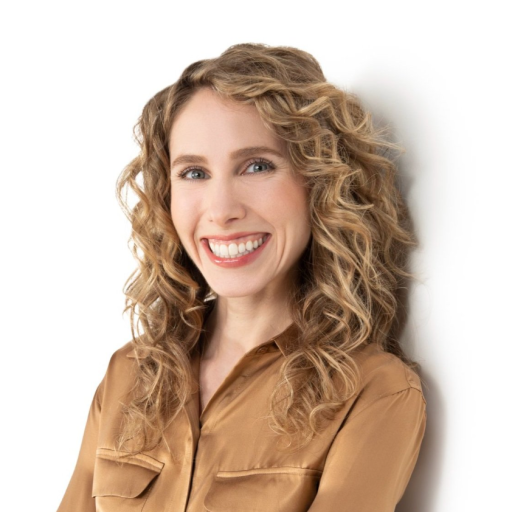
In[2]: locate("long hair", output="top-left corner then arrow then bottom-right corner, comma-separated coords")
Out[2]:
116,43 -> 416,451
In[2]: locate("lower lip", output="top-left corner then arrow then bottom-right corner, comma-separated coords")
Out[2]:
201,236 -> 271,268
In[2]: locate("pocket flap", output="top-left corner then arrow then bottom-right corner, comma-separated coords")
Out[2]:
204,467 -> 321,512
92,448 -> 164,498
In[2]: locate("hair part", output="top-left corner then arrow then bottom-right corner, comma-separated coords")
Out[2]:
116,43 -> 416,451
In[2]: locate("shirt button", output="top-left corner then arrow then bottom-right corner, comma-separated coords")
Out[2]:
256,346 -> 269,354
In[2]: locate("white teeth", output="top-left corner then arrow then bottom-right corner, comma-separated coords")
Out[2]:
208,235 -> 268,259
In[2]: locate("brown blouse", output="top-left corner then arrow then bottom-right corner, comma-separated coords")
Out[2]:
57,325 -> 426,512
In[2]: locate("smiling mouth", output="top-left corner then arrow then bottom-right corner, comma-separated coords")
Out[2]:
204,234 -> 270,259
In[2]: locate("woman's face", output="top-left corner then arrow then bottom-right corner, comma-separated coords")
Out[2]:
170,88 -> 311,300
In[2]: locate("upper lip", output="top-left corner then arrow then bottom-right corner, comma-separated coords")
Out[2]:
200,232 -> 268,242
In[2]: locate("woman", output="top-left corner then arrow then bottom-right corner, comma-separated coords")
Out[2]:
58,44 -> 426,512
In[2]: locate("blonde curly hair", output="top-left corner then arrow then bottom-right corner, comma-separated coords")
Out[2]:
116,43 -> 416,451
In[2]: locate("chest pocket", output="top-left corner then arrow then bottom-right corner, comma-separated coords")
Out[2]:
92,448 -> 164,508
204,467 -> 322,512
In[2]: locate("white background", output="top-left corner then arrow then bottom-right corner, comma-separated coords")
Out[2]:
1,1 -> 510,510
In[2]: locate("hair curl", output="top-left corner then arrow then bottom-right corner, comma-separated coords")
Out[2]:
116,43 -> 416,451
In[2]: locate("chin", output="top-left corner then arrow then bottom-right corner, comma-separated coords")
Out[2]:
209,285 -> 266,300
206,275 -> 276,300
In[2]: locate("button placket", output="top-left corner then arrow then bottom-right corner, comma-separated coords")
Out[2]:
200,352 -> 257,431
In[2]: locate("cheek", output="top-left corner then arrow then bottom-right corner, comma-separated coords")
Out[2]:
259,175 -> 307,208
284,186 -> 310,244
256,181 -> 310,249
170,190 -> 198,243
265,182 -> 309,224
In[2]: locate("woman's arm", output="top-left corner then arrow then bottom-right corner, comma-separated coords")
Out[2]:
307,387 -> 426,512
57,382 -> 103,512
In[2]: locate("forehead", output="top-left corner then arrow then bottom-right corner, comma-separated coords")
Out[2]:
169,88 -> 285,156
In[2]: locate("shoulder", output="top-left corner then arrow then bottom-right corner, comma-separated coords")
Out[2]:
105,340 -> 138,374
97,341 -> 139,402
355,343 -> 422,394
348,343 -> 425,415
109,340 -> 138,363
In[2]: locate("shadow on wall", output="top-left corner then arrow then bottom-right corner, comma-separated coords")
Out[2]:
350,73 -> 446,511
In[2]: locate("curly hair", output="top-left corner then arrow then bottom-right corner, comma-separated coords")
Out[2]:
116,43 -> 416,451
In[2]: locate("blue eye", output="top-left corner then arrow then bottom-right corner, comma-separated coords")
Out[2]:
245,160 -> 274,174
182,168 -> 207,179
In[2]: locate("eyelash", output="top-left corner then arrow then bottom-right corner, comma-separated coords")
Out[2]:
177,158 -> 275,179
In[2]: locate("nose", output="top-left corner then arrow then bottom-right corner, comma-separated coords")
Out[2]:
207,177 -> 246,226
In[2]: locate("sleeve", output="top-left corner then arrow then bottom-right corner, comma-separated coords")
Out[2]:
307,387 -> 426,512
57,382 -> 104,512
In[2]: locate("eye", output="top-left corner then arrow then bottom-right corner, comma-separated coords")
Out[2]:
179,168 -> 208,180
244,159 -> 274,174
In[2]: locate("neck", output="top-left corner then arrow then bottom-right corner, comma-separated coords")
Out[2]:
203,289 -> 294,360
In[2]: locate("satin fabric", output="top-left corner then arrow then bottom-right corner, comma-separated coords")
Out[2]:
58,325 -> 426,512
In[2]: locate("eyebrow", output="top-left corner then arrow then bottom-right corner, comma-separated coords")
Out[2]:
170,146 -> 285,169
